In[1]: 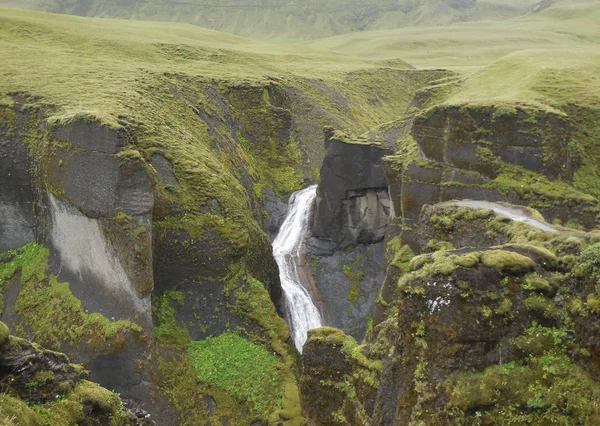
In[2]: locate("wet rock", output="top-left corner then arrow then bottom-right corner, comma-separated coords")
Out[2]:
310,243 -> 385,341
261,189 -> 288,240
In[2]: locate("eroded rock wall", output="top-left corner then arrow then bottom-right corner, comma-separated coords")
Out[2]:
301,81 -> 600,425
308,129 -> 393,340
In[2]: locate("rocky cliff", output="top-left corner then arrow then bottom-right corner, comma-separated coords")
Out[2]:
308,128 -> 393,340
0,321 -> 154,425
0,9 -> 455,424
301,63 -> 600,425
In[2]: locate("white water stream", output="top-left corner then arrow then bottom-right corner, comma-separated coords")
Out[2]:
273,185 -> 322,352
436,200 -> 557,233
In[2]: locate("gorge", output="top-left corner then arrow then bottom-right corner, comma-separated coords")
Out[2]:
1,1 -> 600,425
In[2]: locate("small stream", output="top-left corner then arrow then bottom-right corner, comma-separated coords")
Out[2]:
273,185 -> 322,352
435,200 -> 557,233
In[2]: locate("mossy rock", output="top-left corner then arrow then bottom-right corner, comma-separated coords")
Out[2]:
0,322 -> 9,345
0,395 -> 41,426
480,250 -> 536,274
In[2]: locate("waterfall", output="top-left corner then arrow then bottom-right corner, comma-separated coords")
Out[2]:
273,185 -> 322,352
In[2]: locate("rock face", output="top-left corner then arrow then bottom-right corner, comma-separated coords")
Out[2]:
412,105 -> 574,181
0,321 -> 155,425
311,128 -> 394,252
384,103 -> 599,231
0,81 -> 314,425
301,80 -> 600,425
308,129 -> 393,340
302,203 -> 600,425
300,327 -> 379,426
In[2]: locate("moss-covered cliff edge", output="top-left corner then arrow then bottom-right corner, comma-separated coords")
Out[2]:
0,321 -> 154,425
300,49 -> 600,425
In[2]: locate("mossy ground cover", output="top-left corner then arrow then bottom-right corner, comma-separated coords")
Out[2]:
0,243 -> 141,352
188,332 -> 283,421
31,380 -> 130,426
445,324 -> 600,424
152,273 -> 303,425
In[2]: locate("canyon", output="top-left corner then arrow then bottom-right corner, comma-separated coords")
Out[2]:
1,1 -> 600,425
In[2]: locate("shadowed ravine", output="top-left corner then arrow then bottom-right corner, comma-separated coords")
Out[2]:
273,185 -> 323,352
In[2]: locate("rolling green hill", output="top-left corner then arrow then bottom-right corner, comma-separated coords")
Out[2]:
304,0 -> 600,68
0,0 -> 542,40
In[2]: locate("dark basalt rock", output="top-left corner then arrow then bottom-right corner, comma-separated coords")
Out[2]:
0,322 -> 155,425
311,243 -> 385,341
311,128 -> 394,251
412,104 -> 574,181
0,113 -> 36,251
261,189 -> 288,241
54,120 -> 126,154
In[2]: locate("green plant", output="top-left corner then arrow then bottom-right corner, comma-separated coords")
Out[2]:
188,332 -> 283,420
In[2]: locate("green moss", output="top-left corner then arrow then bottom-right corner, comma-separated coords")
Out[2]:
33,380 -> 129,426
307,327 -> 350,346
524,294 -> 560,319
522,273 -> 552,293
233,275 -> 290,355
480,250 -> 536,274
0,243 -> 140,352
0,321 -> 9,345
573,242 -> 600,290
153,290 -> 190,348
401,250 -> 480,290
347,284 -> 361,304
430,214 -> 454,232
188,332 -> 283,421
446,324 -> 600,424
386,238 -> 414,272
586,293 -> 600,314
26,371 -> 55,389
427,239 -> 455,252
495,298 -> 513,316
0,395 -> 41,426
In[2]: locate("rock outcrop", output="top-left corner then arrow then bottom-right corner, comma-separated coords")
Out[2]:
301,75 -> 600,425
311,127 -> 393,253
308,129 -> 393,340
0,321 -> 155,425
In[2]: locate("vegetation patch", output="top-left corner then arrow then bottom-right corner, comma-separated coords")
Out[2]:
445,324 -> 600,424
1,243 -> 141,351
188,332 -> 283,421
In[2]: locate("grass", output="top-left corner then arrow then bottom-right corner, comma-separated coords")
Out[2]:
188,332 -> 283,421
0,0 -> 541,42
304,1 -> 600,70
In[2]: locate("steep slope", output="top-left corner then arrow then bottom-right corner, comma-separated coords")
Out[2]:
0,321 -> 153,425
0,0 -> 540,41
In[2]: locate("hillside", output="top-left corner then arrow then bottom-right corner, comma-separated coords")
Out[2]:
305,0 -> 600,68
0,0 -> 542,40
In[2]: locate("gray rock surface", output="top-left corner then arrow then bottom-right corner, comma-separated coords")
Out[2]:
54,120 -> 126,154
0,121 -> 35,250
312,128 -> 394,250
310,243 -> 385,341
261,189 -> 288,241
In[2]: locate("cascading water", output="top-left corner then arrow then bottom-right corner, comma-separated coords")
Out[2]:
273,185 -> 322,352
